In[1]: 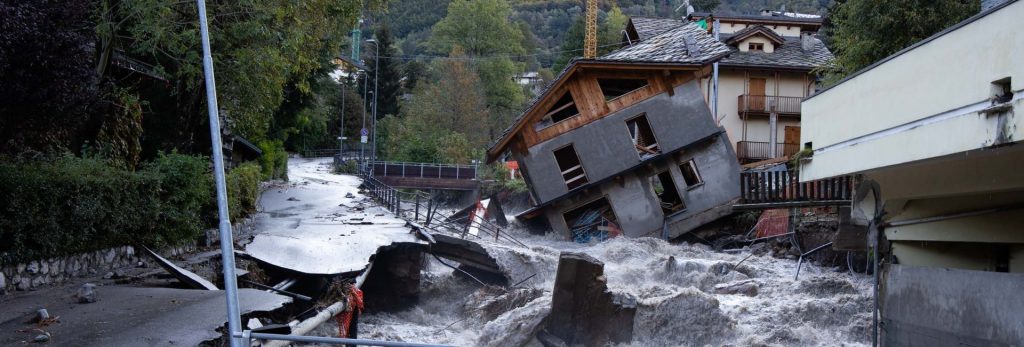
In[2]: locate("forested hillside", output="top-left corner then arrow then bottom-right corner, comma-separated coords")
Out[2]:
379,0 -> 832,68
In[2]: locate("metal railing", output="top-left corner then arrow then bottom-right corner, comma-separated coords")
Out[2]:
359,168 -> 525,247
736,141 -> 800,162
367,160 -> 479,180
739,169 -> 854,205
737,94 -> 802,115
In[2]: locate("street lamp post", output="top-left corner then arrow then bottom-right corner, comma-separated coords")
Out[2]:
366,39 -> 380,163
360,71 -> 368,161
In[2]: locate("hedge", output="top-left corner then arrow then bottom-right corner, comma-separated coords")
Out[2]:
0,153 -> 263,263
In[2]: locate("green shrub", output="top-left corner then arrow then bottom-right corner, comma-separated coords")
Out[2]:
227,162 -> 262,222
258,140 -> 288,180
0,153 -> 270,264
334,159 -> 359,174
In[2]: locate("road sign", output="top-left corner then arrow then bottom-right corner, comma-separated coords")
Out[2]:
360,128 -> 369,136
360,135 -> 368,143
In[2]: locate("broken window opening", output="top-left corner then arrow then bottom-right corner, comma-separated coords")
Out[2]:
554,145 -> 588,190
626,114 -> 660,159
598,78 -> 649,101
536,91 -> 579,129
679,160 -> 703,188
563,197 -> 621,243
748,42 -> 765,52
649,171 -> 685,214
992,77 -> 1012,104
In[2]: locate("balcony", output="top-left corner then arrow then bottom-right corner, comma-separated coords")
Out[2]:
737,95 -> 802,115
736,141 -> 800,163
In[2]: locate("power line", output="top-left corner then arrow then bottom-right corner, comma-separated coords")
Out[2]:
369,41 -> 627,62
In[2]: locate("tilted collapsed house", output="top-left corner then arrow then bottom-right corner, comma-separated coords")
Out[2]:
486,24 -> 741,241
800,0 -> 1024,343
625,12 -> 833,164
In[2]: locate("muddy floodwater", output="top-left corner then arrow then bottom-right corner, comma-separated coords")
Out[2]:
312,226 -> 872,347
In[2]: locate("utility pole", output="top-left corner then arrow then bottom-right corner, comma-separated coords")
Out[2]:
339,72 -> 346,159
360,72 -> 368,161
366,39 -> 380,163
194,0 -> 241,346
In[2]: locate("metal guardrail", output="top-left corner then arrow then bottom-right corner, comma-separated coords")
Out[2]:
736,141 -> 800,162
738,94 -> 802,115
367,160 -> 479,180
739,169 -> 853,205
358,167 -> 524,247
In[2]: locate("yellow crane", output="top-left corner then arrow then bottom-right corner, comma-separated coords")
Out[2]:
583,0 -> 597,59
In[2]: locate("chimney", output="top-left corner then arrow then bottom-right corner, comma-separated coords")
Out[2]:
981,0 -> 1008,12
801,32 -> 815,51
760,9 -> 772,16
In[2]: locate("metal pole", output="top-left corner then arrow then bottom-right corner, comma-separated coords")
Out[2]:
360,72 -> 368,162
368,41 -> 380,163
195,1 -> 242,346
340,72 -> 346,159
711,19 -> 720,123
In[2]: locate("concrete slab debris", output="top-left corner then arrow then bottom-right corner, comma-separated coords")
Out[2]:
0,287 -> 291,346
544,252 -> 636,346
143,246 -> 218,290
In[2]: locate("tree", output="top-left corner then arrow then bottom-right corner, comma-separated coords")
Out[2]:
429,0 -> 525,111
369,23 -> 403,119
823,0 -> 979,84
0,0 -> 98,154
690,0 -> 721,12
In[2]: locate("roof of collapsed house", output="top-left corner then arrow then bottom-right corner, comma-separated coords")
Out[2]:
486,23 -> 730,162
626,16 -> 685,41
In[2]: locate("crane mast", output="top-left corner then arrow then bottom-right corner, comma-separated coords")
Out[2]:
583,0 -> 597,59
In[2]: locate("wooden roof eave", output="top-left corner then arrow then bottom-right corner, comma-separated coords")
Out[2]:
486,61 -> 707,163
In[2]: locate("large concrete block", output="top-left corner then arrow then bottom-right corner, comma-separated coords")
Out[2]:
545,252 -> 636,346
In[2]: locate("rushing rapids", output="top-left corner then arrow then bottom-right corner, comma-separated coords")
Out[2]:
311,224 -> 872,346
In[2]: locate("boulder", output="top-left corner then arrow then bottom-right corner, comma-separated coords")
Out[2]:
714,280 -> 759,297
77,283 -> 97,303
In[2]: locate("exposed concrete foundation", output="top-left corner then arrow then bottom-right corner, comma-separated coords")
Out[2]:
361,243 -> 426,311
543,252 -> 636,346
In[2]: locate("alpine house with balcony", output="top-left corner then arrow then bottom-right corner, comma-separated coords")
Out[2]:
486,24 -> 741,241
625,12 -> 834,164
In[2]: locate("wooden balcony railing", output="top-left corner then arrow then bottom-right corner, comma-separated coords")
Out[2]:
736,141 -> 800,162
738,95 -> 802,115
739,169 -> 854,206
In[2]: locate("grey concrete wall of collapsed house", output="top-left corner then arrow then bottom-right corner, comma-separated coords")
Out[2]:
663,135 -> 741,238
543,133 -> 740,238
517,80 -> 722,205
882,264 -> 1024,346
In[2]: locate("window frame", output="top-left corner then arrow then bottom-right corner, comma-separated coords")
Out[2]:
679,159 -> 704,189
552,144 -> 589,190
624,113 -> 661,160
748,42 -> 765,52
648,170 -> 686,213
535,90 -> 581,131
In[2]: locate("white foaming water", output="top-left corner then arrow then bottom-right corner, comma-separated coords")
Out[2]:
312,225 -> 872,347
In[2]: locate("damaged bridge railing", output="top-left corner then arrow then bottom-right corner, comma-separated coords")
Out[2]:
736,169 -> 854,209
360,170 -> 526,247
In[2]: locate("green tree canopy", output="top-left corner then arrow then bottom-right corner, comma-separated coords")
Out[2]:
823,0 -> 979,84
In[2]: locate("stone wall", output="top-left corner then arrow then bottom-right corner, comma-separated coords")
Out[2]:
1,242 -> 197,294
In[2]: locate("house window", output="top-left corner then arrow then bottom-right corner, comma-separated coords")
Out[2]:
598,78 -> 648,101
536,91 -> 579,129
554,145 -> 588,190
563,197 -> 620,241
679,160 -> 703,188
649,171 -> 685,213
626,114 -> 660,159
748,42 -> 764,52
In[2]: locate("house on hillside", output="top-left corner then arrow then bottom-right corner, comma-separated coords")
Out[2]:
799,0 -> 1024,344
622,12 -> 832,165
487,24 -> 741,241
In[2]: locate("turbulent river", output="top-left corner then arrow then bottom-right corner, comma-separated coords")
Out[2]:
312,225 -> 872,347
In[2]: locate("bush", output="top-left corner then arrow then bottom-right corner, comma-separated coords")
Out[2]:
258,140 -> 288,180
0,153 -> 269,264
227,162 -> 262,222
334,159 -> 359,174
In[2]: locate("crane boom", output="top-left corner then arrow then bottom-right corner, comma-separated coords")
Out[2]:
583,0 -> 597,59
